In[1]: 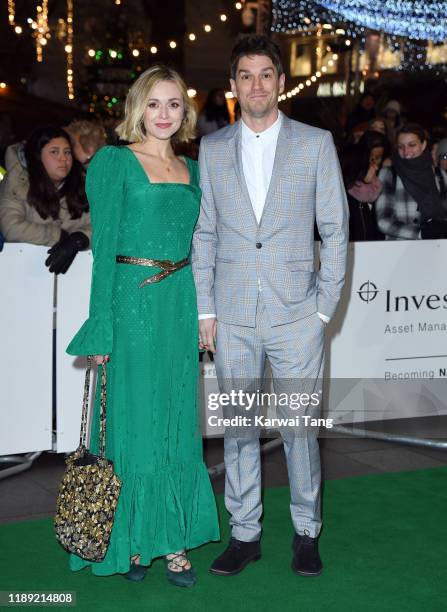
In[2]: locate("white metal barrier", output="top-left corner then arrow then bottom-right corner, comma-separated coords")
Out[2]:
56,251 -> 92,453
1,244 -> 53,455
1,241 -> 447,458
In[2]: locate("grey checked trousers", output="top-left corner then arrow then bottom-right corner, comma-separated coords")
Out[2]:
214,294 -> 325,541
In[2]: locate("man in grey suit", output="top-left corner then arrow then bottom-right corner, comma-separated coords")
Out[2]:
192,35 -> 348,577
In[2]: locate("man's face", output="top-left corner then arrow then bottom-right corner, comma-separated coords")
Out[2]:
230,54 -> 285,120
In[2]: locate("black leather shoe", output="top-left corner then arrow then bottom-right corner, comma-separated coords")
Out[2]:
209,538 -> 261,576
292,533 -> 322,576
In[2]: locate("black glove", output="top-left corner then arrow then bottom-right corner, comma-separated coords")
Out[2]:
45,231 -> 89,274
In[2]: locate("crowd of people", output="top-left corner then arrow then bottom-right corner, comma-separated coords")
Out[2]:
0,85 -> 446,271
0,120 -> 106,271
340,94 -> 447,241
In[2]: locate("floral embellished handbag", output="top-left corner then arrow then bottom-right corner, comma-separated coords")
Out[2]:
54,357 -> 122,562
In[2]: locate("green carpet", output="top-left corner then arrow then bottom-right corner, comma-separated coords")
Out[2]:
1,467 -> 447,612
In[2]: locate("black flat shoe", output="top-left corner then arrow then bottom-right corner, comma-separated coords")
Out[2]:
291,533 -> 322,576
209,538 -> 261,576
124,561 -> 148,581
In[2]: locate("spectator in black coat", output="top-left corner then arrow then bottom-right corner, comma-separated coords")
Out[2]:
341,131 -> 390,241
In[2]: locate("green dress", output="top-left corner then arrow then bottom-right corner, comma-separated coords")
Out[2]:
66,145 -> 220,576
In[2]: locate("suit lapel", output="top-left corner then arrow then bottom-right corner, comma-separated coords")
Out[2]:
259,115 -> 293,227
230,122 -> 260,228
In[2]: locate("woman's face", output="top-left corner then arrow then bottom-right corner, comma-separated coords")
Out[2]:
370,146 -> 384,167
213,90 -> 226,106
361,95 -> 375,111
397,133 -> 427,159
41,137 -> 73,183
143,80 -> 185,141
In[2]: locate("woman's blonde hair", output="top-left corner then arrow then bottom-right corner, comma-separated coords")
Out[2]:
115,65 -> 197,143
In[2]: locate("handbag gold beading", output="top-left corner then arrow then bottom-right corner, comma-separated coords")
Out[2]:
54,357 -> 122,562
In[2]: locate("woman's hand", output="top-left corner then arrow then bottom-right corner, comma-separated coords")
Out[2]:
199,318 -> 217,354
364,163 -> 378,184
93,355 -> 110,365
45,231 -> 89,274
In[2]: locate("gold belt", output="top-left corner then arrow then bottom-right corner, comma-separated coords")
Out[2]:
116,255 -> 190,288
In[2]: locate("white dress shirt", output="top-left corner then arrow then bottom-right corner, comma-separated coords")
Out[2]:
199,111 -> 328,324
241,111 -> 282,223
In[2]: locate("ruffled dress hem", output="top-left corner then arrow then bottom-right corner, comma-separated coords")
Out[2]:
67,460 -> 220,576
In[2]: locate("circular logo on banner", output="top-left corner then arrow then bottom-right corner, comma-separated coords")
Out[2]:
358,281 -> 379,303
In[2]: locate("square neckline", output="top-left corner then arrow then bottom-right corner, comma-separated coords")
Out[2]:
123,145 -> 193,187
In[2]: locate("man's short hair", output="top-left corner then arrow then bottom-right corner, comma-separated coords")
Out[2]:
230,35 -> 284,80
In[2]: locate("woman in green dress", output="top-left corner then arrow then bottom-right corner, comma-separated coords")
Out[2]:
66,65 -> 220,586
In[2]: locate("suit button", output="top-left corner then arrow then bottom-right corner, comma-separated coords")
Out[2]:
256,242 -> 262,249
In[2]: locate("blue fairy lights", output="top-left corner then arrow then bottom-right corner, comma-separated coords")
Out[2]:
272,1 -> 447,42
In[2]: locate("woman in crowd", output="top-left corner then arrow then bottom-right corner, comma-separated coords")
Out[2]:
196,87 -> 230,137
341,130 -> 389,241
375,124 -> 447,240
0,125 -> 91,273
345,92 -> 376,135
436,138 -> 447,173
66,65 -> 219,585
382,99 -> 403,146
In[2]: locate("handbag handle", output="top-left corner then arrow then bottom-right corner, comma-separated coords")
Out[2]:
79,356 -> 107,459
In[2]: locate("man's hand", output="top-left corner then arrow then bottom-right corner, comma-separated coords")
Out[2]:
199,318 -> 217,353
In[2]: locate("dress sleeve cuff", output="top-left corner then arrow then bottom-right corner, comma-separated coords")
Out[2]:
66,313 -> 113,356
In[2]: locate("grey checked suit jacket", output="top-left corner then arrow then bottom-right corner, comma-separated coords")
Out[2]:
191,114 -> 349,327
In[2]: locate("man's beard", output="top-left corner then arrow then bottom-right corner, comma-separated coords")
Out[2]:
244,99 -> 275,119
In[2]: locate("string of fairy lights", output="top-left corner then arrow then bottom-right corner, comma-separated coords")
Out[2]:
3,1 -> 446,105
4,1 -> 245,102
317,0 -> 447,43
272,0 -> 447,74
35,0 -> 49,63
86,2 -> 241,58
65,0 -> 74,100
8,1 -> 15,25
278,49 -> 339,101
272,0 -> 447,41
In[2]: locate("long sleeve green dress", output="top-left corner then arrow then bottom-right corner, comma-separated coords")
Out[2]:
66,145 -> 219,576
